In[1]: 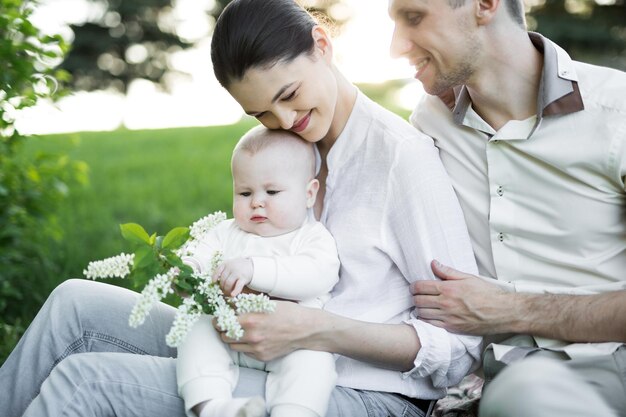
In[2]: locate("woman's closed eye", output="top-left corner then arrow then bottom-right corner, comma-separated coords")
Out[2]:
281,90 -> 297,102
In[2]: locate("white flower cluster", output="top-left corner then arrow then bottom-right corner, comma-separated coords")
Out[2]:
233,293 -> 276,315
165,297 -> 202,347
128,267 -> 179,328
83,253 -> 135,280
214,304 -> 244,340
189,211 -> 227,241
197,277 -> 226,308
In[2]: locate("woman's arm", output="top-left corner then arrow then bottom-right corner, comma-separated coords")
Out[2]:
413,261 -> 626,343
221,301 -> 421,371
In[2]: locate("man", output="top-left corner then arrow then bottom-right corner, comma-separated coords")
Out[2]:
388,0 -> 626,415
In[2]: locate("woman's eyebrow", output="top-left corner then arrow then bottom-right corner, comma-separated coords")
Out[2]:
245,82 -> 298,115
271,82 -> 296,103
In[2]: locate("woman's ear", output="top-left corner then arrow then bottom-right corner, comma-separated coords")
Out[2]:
311,25 -> 333,62
306,179 -> 320,208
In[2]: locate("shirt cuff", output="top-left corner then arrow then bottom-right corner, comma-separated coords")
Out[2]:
402,319 -> 452,384
249,257 -> 277,293
181,256 -> 202,274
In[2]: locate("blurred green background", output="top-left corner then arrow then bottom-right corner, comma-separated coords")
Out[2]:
1,0 -> 625,364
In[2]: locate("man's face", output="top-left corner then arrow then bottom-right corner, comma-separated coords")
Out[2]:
388,0 -> 481,95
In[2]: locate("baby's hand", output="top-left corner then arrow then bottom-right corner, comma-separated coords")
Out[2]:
214,258 -> 253,297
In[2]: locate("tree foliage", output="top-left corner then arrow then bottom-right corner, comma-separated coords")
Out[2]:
529,0 -> 626,70
62,0 -> 344,93
0,0 -> 87,363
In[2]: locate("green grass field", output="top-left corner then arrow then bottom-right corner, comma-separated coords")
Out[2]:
0,85 -> 412,364
28,119 -> 259,290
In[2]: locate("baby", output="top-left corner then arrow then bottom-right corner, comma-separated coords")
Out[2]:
178,126 -> 340,417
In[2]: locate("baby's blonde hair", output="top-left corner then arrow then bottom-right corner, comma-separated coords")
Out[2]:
232,125 -> 316,179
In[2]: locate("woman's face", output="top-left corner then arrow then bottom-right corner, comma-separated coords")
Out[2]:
227,52 -> 338,144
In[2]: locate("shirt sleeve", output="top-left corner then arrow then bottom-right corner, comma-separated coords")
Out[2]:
248,222 -> 340,300
382,134 -> 482,387
181,225 -> 223,275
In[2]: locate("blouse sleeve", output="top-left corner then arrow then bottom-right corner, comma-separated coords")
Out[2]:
381,133 -> 482,388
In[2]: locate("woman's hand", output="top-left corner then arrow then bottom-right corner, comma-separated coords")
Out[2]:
216,301 -> 315,361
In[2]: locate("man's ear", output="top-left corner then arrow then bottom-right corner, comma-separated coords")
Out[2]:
311,25 -> 333,63
475,0 -> 500,25
306,179 -> 320,208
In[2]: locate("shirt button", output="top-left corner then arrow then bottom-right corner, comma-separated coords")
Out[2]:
498,233 -> 504,242
497,186 -> 504,196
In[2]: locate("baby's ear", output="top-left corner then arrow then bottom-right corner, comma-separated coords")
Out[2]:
306,179 -> 320,208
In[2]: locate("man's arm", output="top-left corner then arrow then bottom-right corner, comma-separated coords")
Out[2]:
221,301 -> 421,371
411,260 -> 626,343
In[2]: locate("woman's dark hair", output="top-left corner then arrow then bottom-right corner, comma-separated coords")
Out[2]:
211,0 -> 317,89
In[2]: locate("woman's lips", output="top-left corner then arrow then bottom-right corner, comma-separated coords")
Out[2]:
291,111 -> 311,133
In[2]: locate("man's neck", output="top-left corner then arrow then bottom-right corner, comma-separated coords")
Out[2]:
467,32 -> 544,131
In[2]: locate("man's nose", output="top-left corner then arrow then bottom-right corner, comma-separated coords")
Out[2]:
390,26 -> 413,59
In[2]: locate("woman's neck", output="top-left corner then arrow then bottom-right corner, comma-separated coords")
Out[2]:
318,67 -> 358,155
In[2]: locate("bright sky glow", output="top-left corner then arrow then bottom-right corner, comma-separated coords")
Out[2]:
18,0 -> 424,135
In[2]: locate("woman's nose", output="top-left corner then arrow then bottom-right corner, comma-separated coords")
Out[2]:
274,108 -> 296,130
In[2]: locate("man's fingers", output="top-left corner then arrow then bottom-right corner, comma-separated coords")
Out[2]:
415,307 -> 442,321
431,260 -> 473,281
411,280 -> 440,296
412,294 -> 441,309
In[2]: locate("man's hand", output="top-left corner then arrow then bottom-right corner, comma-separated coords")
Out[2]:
412,260 -> 513,335
214,257 -> 253,297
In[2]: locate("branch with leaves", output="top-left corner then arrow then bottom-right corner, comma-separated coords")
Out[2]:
84,211 -> 275,347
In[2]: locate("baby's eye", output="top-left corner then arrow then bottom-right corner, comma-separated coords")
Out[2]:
239,192 -> 251,197
267,190 -> 280,195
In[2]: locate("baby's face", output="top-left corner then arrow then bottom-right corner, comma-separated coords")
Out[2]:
232,146 -> 314,237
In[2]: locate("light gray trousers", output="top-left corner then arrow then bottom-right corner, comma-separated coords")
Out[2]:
480,337 -> 626,417
0,279 -> 427,417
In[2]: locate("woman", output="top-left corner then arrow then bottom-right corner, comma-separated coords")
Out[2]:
0,1 -> 480,416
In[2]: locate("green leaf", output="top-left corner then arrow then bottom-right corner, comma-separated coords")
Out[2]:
163,251 -> 185,269
176,280 -> 192,291
133,246 -> 154,270
162,226 -> 189,250
120,223 -> 151,246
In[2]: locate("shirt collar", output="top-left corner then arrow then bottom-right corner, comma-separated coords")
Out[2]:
444,32 -> 584,126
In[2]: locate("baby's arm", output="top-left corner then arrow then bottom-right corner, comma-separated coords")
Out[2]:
246,222 -> 340,300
